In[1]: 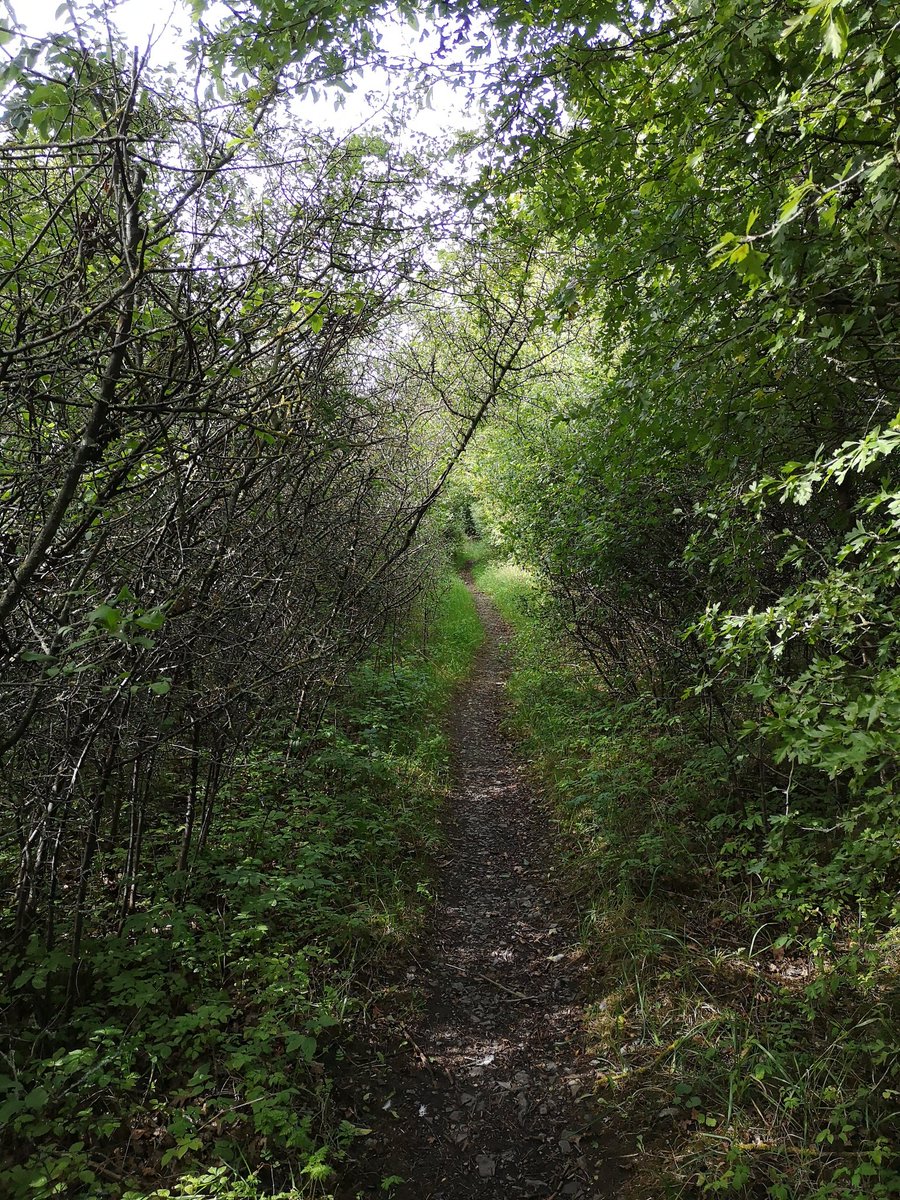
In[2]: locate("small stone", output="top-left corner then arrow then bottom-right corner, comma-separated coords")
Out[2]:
476,1155 -> 496,1179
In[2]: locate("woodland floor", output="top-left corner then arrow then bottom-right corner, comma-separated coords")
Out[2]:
333,581 -> 628,1200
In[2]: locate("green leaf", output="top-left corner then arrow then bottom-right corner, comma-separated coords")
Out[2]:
24,1086 -> 49,1111
866,155 -> 893,183
87,604 -> 121,631
285,1032 -> 317,1060
135,607 -> 167,631
823,9 -> 849,59
734,246 -> 768,284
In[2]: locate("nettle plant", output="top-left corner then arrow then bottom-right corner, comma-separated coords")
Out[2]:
694,421 -> 900,931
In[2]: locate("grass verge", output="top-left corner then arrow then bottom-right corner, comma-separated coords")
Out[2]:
474,558 -> 900,1200
0,575 -> 483,1200
451,535 -> 494,573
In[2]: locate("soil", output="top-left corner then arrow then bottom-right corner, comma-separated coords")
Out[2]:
332,581 -> 628,1200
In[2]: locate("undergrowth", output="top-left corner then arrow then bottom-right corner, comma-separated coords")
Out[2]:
0,576 -> 482,1200
474,557 -> 900,1200
451,534 -> 494,573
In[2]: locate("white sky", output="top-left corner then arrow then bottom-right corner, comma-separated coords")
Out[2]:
12,0 -> 483,137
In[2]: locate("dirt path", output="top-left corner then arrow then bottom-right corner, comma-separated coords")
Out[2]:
334,582 -> 625,1200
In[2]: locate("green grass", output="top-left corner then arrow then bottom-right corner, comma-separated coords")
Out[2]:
0,576 -> 483,1200
474,558 -> 900,1200
423,572 -> 485,686
451,535 -> 494,572
471,558 -> 532,615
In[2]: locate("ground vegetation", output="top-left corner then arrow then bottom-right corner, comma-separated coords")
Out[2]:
1,1 -> 899,1198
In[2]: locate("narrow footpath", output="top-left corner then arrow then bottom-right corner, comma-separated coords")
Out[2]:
335,582 -> 626,1200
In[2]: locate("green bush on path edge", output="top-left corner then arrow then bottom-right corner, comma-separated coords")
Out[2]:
474,554 -> 900,1200
0,575 -> 483,1200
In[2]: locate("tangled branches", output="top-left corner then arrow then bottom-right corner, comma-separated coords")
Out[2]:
0,39 -> 485,983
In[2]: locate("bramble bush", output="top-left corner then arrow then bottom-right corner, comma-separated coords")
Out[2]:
0,577 -> 481,1200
